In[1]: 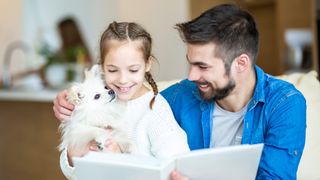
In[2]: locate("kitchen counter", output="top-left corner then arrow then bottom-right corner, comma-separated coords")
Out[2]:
0,88 -> 59,102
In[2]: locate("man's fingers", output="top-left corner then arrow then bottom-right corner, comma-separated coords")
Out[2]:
56,90 -> 74,110
53,105 -> 70,122
53,90 -> 75,122
170,170 -> 189,180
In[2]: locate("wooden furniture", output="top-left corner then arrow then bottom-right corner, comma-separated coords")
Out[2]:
0,100 -> 65,180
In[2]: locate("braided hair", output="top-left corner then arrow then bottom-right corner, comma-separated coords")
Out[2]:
144,71 -> 158,109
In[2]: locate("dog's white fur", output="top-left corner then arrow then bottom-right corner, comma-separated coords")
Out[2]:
58,64 -> 132,153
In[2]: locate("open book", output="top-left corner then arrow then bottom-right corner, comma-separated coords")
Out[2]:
73,143 -> 263,180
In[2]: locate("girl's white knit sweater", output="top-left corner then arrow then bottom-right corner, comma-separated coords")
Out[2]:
60,91 -> 190,179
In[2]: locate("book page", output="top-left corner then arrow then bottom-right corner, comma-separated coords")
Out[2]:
175,144 -> 263,180
73,151 -> 175,180
73,144 -> 263,180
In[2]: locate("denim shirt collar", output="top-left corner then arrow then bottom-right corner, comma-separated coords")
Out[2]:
191,86 -> 211,111
248,66 -> 266,111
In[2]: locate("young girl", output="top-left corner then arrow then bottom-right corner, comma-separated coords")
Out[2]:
56,21 -> 190,179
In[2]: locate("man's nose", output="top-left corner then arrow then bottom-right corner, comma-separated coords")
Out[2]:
187,67 -> 199,81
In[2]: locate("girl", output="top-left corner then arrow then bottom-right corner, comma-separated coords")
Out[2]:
56,21 -> 189,179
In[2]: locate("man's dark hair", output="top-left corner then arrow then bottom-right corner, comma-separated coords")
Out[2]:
176,4 -> 259,70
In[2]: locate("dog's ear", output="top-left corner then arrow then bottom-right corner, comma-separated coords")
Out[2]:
85,64 -> 103,79
67,83 -> 84,106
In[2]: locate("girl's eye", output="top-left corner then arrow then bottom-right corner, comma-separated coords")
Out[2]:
94,94 -> 100,100
129,69 -> 139,73
108,69 -> 117,73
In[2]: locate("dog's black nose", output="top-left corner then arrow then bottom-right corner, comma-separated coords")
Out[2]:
108,90 -> 116,102
94,94 -> 100,99
108,90 -> 115,95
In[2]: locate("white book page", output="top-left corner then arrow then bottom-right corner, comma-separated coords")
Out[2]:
73,151 -> 175,180
175,144 -> 263,180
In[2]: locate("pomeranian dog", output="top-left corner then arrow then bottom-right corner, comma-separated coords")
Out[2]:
58,64 -> 132,154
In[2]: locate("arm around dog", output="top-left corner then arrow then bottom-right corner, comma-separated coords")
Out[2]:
53,89 -> 74,122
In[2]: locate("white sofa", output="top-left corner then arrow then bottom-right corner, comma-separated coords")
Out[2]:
155,71 -> 320,180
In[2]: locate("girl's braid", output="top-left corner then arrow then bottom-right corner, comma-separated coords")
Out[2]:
145,71 -> 158,109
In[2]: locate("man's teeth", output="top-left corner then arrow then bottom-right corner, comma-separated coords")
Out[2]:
199,84 -> 208,88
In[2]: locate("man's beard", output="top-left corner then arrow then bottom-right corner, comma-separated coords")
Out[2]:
197,78 -> 236,101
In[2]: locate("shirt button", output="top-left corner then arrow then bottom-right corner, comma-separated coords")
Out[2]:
294,150 -> 298,156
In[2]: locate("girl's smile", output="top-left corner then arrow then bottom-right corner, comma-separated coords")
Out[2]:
114,84 -> 135,94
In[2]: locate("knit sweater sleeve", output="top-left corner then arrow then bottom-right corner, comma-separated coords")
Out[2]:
60,148 -> 76,180
147,94 -> 190,158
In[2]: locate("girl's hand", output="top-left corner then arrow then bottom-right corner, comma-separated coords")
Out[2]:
67,140 -> 96,166
104,139 -> 122,153
53,89 -> 74,122
89,139 -> 122,153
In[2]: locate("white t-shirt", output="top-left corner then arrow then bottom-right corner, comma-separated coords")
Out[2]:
210,102 -> 247,148
60,91 -> 190,179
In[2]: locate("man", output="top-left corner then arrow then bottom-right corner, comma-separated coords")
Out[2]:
54,4 -> 306,179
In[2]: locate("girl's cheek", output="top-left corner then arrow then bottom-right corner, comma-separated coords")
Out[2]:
104,74 -> 115,82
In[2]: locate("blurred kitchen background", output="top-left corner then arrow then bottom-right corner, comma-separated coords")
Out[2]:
0,0 -> 319,179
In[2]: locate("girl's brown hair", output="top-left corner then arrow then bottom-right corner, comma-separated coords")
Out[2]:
99,21 -> 158,109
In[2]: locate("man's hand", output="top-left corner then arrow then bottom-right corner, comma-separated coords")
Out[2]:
53,90 -> 74,122
170,170 -> 189,180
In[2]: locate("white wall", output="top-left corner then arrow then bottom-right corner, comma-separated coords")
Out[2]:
0,0 -> 23,75
2,0 -> 189,82
23,0 -> 117,63
116,0 -> 189,80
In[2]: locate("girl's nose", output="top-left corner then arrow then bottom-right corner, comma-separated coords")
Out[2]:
118,72 -> 128,84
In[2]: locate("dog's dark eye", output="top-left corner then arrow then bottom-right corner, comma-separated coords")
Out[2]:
77,93 -> 83,99
104,86 -> 109,90
108,90 -> 115,95
94,94 -> 100,100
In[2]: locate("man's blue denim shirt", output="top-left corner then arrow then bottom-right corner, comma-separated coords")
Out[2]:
161,66 -> 306,179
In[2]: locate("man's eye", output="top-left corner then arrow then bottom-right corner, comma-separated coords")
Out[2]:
94,94 -> 101,99
199,66 -> 208,69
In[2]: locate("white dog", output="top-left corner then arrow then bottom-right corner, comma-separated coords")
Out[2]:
58,64 -> 132,154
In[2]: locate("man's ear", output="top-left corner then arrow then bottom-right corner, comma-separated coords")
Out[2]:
67,84 -> 83,106
234,54 -> 251,72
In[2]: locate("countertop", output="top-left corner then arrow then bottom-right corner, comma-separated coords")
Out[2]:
0,88 -> 59,102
